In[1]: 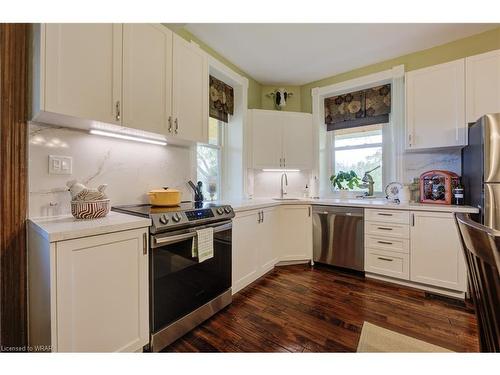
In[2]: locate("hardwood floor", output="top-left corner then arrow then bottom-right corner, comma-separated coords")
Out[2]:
163,264 -> 479,352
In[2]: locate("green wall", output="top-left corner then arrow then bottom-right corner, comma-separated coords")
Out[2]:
260,85 -> 302,112
167,25 -> 262,109
300,26 -> 500,113
167,25 -> 500,114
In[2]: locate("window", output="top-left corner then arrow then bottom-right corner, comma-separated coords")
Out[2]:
197,117 -> 223,200
332,124 -> 383,193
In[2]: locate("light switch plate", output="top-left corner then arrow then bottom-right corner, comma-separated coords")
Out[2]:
49,155 -> 72,175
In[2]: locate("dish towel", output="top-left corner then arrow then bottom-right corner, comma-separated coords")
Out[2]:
192,227 -> 214,263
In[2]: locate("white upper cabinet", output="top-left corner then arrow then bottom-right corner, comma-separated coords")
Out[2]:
466,49 -> 500,124
172,34 -> 209,143
406,59 -> 466,150
250,109 -> 313,170
282,112 -> 314,169
41,24 -> 122,125
122,24 -> 172,135
33,24 -> 209,144
250,110 -> 283,169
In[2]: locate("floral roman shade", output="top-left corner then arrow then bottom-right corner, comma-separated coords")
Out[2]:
209,75 -> 234,123
324,84 -> 391,131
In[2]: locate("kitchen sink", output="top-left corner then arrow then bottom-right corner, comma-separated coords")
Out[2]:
273,198 -> 301,201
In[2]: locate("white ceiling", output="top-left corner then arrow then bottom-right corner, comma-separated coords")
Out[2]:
184,23 -> 498,85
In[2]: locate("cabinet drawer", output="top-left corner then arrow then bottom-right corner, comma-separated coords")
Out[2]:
365,235 -> 409,254
365,221 -> 410,239
365,209 -> 410,224
365,249 -> 409,280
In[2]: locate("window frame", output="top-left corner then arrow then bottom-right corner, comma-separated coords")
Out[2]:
329,124 -> 384,194
196,118 -> 224,201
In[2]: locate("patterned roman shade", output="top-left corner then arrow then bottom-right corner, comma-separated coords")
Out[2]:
209,75 -> 234,123
324,84 -> 391,131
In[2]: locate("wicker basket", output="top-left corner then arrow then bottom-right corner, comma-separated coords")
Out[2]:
71,199 -> 110,219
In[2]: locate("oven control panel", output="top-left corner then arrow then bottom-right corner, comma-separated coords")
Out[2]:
186,209 -> 214,221
150,206 -> 234,233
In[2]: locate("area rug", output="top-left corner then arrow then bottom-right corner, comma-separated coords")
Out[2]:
356,321 -> 453,352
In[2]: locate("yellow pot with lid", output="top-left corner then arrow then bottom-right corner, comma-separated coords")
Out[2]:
147,187 -> 182,207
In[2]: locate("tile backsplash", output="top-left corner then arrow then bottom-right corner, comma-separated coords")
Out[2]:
250,170 -> 311,198
403,150 -> 462,183
28,123 -> 196,218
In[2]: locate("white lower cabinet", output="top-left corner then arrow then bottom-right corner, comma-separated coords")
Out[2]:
259,208 -> 279,272
28,227 -> 149,352
364,208 -> 468,297
279,205 -> 313,262
232,205 -> 312,294
410,211 -> 467,292
232,209 -> 261,293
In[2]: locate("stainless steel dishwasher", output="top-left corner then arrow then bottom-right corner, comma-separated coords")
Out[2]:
312,206 -> 364,271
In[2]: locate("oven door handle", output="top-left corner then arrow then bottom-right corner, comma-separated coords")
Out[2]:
152,222 -> 232,246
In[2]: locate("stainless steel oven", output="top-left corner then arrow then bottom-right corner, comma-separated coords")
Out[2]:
149,219 -> 232,351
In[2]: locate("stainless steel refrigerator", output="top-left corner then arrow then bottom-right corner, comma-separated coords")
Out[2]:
462,113 -> 500,230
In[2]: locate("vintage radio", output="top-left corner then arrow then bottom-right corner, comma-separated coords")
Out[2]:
419,170 -> 460,205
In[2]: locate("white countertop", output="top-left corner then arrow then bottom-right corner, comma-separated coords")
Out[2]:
220,197 -> 479,214
28,211 -> 151,243
28,198 -> 477,243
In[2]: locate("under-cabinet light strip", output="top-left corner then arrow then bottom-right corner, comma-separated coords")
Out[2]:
262,169 -> 301,172
90,130 -> 167,146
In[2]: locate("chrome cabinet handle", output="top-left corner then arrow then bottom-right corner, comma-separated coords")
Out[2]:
377,240 -> 393,245
261,210 -> 264,223
408,133 -> 412,147
257,211 -> 261,223
168,116 -> 173,133
143,232 -> 147,255
115,101 -> 121,121
377,227 -> 393,231
377,257 -> 393,262
377,213 -> 393,216
411,213 -> 415,226
174,118 -> 179,134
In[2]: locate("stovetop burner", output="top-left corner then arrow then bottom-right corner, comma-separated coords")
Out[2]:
112,201 -> 234,233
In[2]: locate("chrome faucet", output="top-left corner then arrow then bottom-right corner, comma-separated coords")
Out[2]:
280,172 -> 288,199
358,165 -> 380,197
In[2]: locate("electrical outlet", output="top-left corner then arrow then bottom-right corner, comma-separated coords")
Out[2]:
49,155 -> 72,175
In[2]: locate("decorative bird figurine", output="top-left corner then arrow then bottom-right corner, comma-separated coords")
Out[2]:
66,180 -> 108,201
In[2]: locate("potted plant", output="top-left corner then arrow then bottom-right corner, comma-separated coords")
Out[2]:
330,170 -> 361,198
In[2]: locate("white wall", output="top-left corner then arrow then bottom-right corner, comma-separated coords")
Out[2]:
28,123 -> 196,217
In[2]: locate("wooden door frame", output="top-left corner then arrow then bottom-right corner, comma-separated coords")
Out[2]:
0,23 -> 29,351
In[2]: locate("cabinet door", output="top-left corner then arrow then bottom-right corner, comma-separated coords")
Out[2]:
279,205 -> 313,262
172,34 -> 208,143
406,59 -> 466,149
56,229 -> 149,352
466,50 -> 500,123
44,24 -> 122,125
410,211 -> 467,291
259,208 -> 279,273
251,110 -> 283,169
232,210 -> 261,293
123,24 -> 172,135
282,112 -> 313,169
